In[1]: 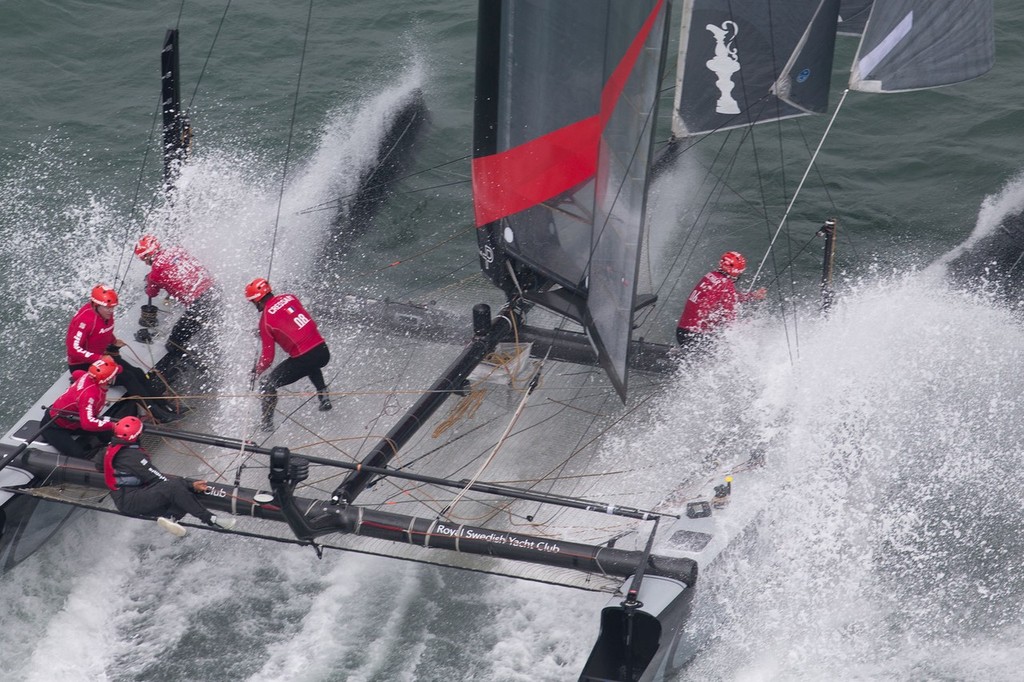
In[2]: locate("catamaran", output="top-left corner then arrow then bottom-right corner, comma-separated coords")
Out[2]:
0,1 -> 995,680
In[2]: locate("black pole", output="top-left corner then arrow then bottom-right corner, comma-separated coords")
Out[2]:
0,413 -> 58,476
330,304 -> 512,505
161,29 -> 191,186
472,0 -> 512,294
144,424 -> 670,521
817,217 -> 837,312
263,446 -> 697,585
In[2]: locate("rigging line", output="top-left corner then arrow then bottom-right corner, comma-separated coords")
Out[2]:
792,122 -> 863,266
114,91 -> 164,292
298,178 -> 472,216
297,155 -> 472,215
482,386 -> 658,528
650,128 -> 740,301
373,224 -> 476,273
184,0 -> 234,113
438,360 -> 544,521
266,0 -> 315,280
748,91 -> 855,362
514,354 -> 620,517
648,130 -> 750,332
746,94 -> 799,364
753,231 -> 823,291
396,260 -> 478,302
650,97 -> 788,312
749,88 -> 851,287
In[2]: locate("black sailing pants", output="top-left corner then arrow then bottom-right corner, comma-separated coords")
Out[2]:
260,342 -> 330,421
112,479 -> 213,525
40,421 -> 112,460
153,287 -> 220,384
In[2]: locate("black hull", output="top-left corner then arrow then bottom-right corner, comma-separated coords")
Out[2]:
0,494 -> 81,574
325,88 -> 428,259
945,211 -> 1024,301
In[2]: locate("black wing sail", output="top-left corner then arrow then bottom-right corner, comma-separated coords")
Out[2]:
472,0 -> 670,399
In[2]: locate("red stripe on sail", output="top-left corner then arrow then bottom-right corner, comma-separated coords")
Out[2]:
473,0 -> 664,228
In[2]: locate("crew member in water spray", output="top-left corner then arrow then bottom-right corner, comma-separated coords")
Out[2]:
244,277 -> 331,431
134,234 -> 219,385
103,416 -> 236,537
676,251 -> 767,346
40,355 -> 124,460
66,284 -> 181,423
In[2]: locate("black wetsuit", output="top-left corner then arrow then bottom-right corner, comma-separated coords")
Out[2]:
105,442 -> 213,524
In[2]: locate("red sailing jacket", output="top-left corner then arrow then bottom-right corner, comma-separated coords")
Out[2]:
145,246 -> 214,305
677,270 -> 757,334
66,303 -> 115,366
49,370 -> 115,432
254,294 -> 325,375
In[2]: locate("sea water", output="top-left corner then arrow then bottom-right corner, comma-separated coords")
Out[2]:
3,1 -> 1024,680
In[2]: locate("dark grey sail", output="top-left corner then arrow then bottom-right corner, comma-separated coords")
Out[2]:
672,0 -> 839,137
472,0 -> 671,399
773,0 -> 842,114
838,0 -> 874,35
849,0 -> 995,92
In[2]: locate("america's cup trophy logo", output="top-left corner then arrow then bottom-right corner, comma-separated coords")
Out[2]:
705,20 -> 740,115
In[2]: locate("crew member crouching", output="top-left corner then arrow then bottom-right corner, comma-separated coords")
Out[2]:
41,355 -> 123,460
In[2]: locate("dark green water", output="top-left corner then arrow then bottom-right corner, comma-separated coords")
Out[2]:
3,1 -> 1024,680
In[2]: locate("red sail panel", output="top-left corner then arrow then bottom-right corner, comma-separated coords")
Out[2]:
473,0 -> 665,230
472,117 -> 599,227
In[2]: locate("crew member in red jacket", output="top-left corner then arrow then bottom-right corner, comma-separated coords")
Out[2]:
66,284 -> 179,423
41,355 -> 122,459
676,251 -> 766,346
134,235 -> 219,384
245,277 -> 331,431
103,416 -> 235,536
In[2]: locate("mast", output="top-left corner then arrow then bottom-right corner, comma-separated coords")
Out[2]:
161,29 -> 192,187
471,0 -> 514,298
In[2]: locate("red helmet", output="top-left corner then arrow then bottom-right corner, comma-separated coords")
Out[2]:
135,235 -> 160,260
88,355 -> 121,384
114,416 -> 143,442
90,284 -> 118,307
245,277 -> 272,302
719,251 -> 746,277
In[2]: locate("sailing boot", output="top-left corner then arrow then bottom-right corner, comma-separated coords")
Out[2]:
209,515 -> 236,531
261,391 -> 276,432
157,517 -> 187,537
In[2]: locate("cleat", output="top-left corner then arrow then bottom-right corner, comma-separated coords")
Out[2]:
157,517 -> 187,537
